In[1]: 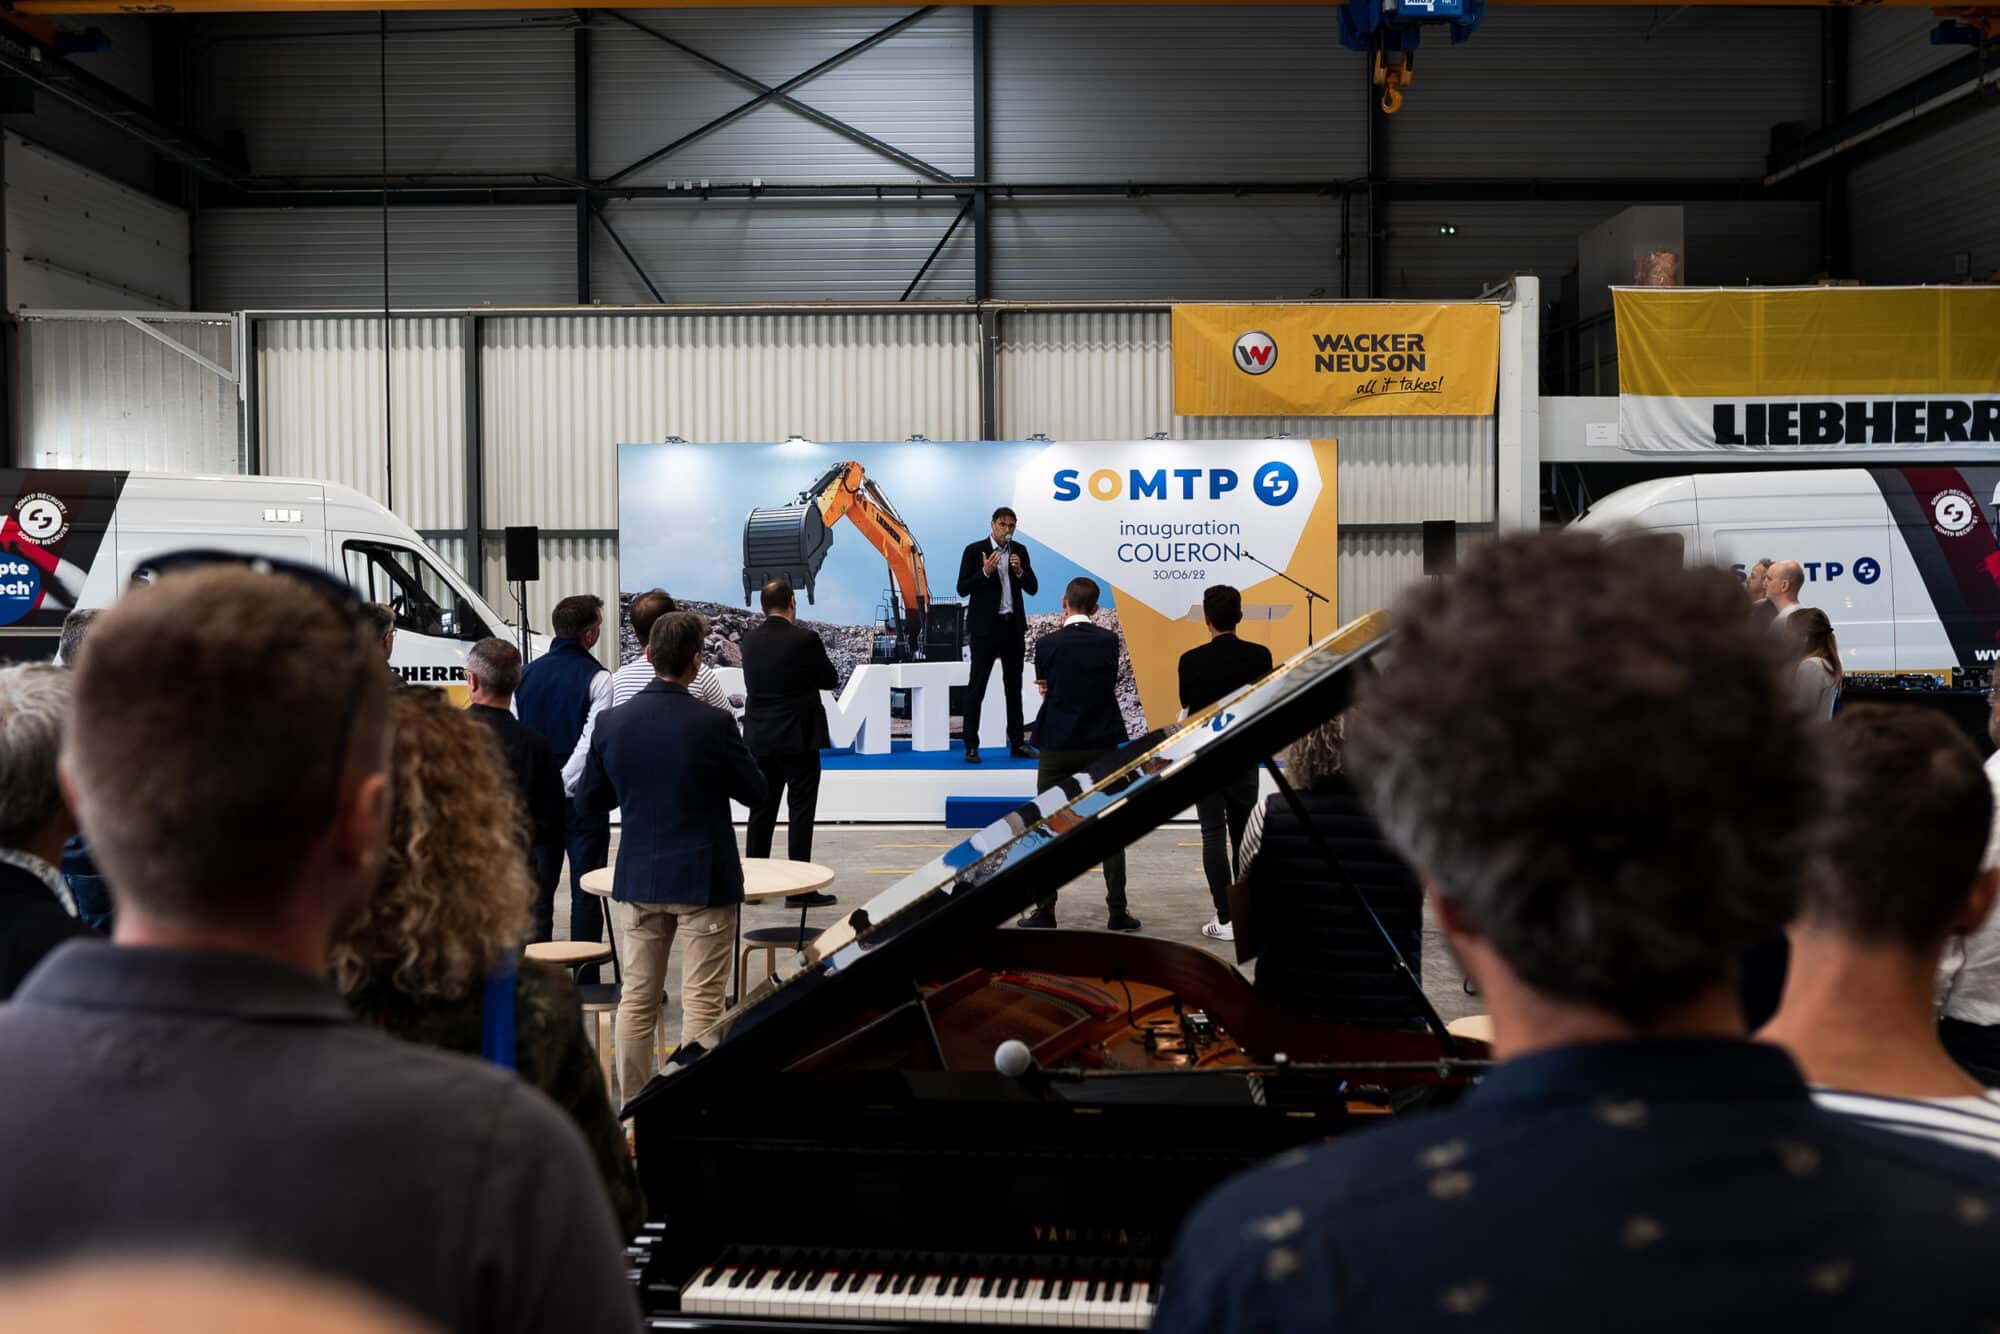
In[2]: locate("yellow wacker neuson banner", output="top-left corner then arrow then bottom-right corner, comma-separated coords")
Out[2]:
1172,303 -> 1501,417
1614,286 -> 2000,452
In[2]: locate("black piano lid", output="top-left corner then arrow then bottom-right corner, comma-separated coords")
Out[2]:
623,610 -> 1394,1114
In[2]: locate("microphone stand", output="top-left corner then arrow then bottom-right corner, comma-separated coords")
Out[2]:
1237,548 -> 1331,649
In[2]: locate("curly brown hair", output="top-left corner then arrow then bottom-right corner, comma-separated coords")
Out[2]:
329,689 -> 534,1001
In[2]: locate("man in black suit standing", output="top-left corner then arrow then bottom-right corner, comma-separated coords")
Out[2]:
955,506 -> 1039,765
576,611 -> 768,1099
463,637 -> 566,916
1019,577 -> 1139,932
1176,586 -> 1275,943
741,579 -> 839,907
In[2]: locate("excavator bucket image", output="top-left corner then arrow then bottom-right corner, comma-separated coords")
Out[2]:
742,460 -> 964,663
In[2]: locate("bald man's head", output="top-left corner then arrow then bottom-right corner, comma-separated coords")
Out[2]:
1766,560 -> 1804,608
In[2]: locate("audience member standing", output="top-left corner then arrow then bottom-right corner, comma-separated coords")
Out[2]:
1746,557 -> 1778,632
562,589 -> 731,796
1766,558 -> 1807,626
955,506 -> 1039,764
361,602 -> 396,664
1153,532 -> 2000,1334
0,664 -> 91,998
1019,578 -> 1138,932
54,609 -> 111,933
1788,607 -> 1842,720
517,594 -> 612,949
1761,705 -> 2000,1155
740,580 -> 838,906
0,563 -> 638,1334
334,687 -> 643,1234
1231,718 -> 1425,1026
464,637 -> 567,920
1177,585 -> 1274,942
1940,679 -> 2000,1084
577,612 -> 768,1100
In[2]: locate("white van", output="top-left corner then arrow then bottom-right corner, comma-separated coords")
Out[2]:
1575,466 -> 2000,679
0,468 -> 541,691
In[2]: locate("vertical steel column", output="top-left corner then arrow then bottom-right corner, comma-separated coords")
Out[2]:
972,5 -> 992,303
1365,53 -> 1386,299
244,317 -> 261,475
1819,8 -> 1850,278
462,314 -> 485,593
575,19 -> 593,305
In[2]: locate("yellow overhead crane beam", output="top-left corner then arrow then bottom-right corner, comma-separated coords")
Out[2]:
9,0 -> 1968,12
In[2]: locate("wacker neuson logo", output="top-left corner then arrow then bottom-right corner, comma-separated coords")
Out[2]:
1233,331 -> 1277,375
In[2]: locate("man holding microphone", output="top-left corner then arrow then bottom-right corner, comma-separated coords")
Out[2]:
955,507 -> 1039,765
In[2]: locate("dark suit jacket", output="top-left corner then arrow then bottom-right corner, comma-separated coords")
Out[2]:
467,704 -> 566,859
1032,620 -> 1130,753
575,680 -> 768,907
956,538 -> 1039,638
1177,634 -> 1276,714
0,857 -> 93,1000
741,616 -> 838,757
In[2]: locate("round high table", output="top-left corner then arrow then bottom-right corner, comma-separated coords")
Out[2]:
581,860 -> 836,1003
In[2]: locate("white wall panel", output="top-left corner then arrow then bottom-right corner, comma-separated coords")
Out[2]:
200,207 -> 572,309
992,200 -> 1354,300
989,9 -> 1365,180
20,316 -> 241,473
256,315 -> 465,530
1389,8 -> 1819,178
1338,529 -> 1423,619
5,133 -> 190,312
591,201 -> 973,303
484,536 -> 620,665
196,13 -> 573,176
589,8 -> 971,185
480,311 -> 980,529
1850,108 -> 2000,284
1849,8 -> 1960,107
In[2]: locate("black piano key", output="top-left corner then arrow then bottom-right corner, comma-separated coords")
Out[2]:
1059,1278 -> 1073,1300
1040,1277 -> 1056,1300
891,1272 -> 909,1296
952,1274 -> 970,1297
728,1269 -> 750,1290
786,1269 -> 809,1291
806,1270 -> 827,1292
876,1272 -> 892,1295
980,1274 -> 996,1298
1118,1280 -> 1133,1303
1086,1278 -> 1099,1302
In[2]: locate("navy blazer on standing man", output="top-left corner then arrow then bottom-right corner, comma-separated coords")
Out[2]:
1032,617 -> 1130,754
575,679 -> 767,908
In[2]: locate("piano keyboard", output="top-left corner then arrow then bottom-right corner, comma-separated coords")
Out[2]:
672,1248 -> 1161,1328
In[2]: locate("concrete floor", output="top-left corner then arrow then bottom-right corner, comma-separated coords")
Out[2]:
562,822 -> 1481,1040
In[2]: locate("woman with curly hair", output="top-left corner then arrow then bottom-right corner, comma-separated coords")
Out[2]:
330,688 -> 643,1237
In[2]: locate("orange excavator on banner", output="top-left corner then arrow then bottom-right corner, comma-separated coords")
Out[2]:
742,460 -> 966,664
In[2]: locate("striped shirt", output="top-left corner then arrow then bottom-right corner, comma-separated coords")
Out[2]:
561,658 -> 734,794
1812,1087 -> 2000,1159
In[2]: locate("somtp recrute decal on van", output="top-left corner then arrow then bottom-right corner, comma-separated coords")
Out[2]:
1575,467 -> 2000,679
0,468 -> 542,694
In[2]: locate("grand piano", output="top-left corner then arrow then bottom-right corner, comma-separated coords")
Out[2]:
626,611 -> 1485,1331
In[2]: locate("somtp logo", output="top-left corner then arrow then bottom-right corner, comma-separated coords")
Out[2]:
13,493 -> 68,546
1232,331 -> 1278,376
1932,489 -> 1979,537
1052,463 -> 1301,506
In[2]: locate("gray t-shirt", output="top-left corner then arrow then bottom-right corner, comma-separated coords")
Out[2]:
0,942 -> 641,1334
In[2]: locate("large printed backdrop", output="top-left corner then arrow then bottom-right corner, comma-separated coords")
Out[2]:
619,440 -> 1338,767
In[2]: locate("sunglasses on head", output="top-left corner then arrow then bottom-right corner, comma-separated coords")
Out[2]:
130,549 -> 378,833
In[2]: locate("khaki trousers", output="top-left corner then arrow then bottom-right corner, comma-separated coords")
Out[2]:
610,898 -> 738,1105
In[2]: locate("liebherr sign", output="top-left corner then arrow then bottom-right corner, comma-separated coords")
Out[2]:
1614,287 -> 2000,453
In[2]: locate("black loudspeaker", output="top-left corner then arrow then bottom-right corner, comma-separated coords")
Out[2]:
504,526 -> 541,583
1422,520 -> 1458,575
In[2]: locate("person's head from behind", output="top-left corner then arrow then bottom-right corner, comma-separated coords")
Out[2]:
1351,531 -> 1816,1047
648,611 -> 706,684
1745,559 -> 1773,601
759,579 -> 795,619
1062,577 -> 1100,619
361,603 -> 396,662
329,689 -> 531,1003
0,665 -> 75,861
1202,585 -> 1243,637
1788,607 -> 1841,673
1280,716 -> 1345,790
57,610 -> 98,669
1766,560 -> 1804,608
464,638 -> 522,707
61,568 -> 392,947
627,589 -> 677,649
550,594 -> 603,649
1800,704 -> 1996,960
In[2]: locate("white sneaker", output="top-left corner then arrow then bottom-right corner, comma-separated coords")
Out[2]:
1201,919 -> 1234,942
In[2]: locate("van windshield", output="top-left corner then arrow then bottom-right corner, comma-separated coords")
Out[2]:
342,541 -> 491,642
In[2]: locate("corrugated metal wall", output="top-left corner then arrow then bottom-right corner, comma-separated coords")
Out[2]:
588,8 -> 972,184
5,134 -> 191,312
1848,8 -> 1961,108
19,316 -> 242,473
256,315 -> 467,538
196,13 -> 574,177
199,207 -> 573,310
992,201 -> 1357,301
1849,108 -> 2000,284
